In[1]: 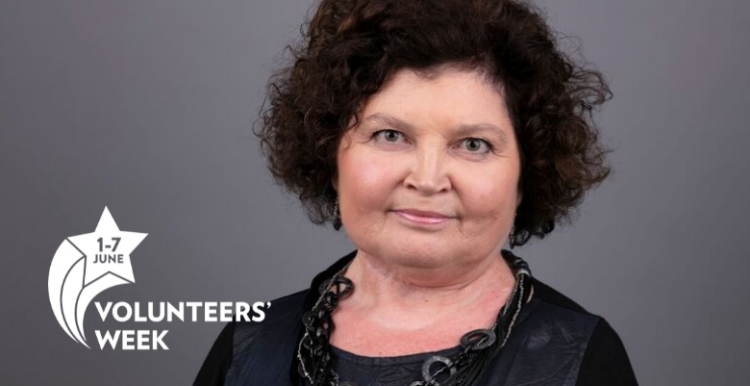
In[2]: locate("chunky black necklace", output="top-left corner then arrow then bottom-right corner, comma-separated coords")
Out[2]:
297,250 -> 532,386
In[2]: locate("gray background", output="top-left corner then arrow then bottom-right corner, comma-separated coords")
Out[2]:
1,0 -> 748,385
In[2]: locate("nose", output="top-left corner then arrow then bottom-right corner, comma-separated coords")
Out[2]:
404,145 -> 451,195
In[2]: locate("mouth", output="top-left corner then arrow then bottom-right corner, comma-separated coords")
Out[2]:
391,209 -> 453,226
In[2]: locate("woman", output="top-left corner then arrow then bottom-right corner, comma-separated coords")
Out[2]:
195,0 -> 638,385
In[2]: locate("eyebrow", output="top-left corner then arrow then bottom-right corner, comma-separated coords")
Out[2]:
363,112 -> 509,146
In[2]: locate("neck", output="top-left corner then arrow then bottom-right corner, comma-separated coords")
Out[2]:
341,249 -> 517,329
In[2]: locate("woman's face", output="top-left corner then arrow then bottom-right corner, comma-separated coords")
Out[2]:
334,67 -> 522,272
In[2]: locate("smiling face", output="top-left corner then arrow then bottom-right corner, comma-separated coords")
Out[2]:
333,66 -> 522,272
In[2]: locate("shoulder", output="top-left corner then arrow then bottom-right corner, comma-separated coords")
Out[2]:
511,277 -> 638,386
223,289 -> 311,385
232,289 -> 310,355
193,250 -> 356,386
530,276 -> 595,315
529,277 -> 636,355
193,289 -> 311,386
521,277 -> 604,344
575,314 -> 638,385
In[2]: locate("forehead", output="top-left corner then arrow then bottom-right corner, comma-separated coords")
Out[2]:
359,67 -> 512,131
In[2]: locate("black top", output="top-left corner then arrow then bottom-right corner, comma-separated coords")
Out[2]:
193,250 -> 638,386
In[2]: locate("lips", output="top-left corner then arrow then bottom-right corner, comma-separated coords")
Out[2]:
392,209 -> 453,226
394,209 -> 452,219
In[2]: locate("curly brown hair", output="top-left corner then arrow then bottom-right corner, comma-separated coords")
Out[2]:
254,0 -> 612,247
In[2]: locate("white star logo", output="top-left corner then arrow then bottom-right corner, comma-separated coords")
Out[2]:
68,207 -> 146,286
48,207 -> 147,348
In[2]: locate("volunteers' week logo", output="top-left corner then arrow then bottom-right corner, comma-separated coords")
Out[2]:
48,207 -> 147,349
49,207 -> 271,351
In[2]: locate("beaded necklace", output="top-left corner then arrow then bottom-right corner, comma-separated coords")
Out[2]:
297,250 -> 532,386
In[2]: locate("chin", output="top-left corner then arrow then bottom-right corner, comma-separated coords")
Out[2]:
380,242 -> 461,269
352,223 -> 472,268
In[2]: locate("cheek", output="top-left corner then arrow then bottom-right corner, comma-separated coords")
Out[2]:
461,168 -> 518,221
339,150 -> 397,210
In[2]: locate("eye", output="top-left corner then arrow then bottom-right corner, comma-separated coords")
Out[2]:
372,129 -> 405,143
461,138 -> 493,154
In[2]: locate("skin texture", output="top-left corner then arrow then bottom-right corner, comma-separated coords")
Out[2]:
330,67 -> 527,356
